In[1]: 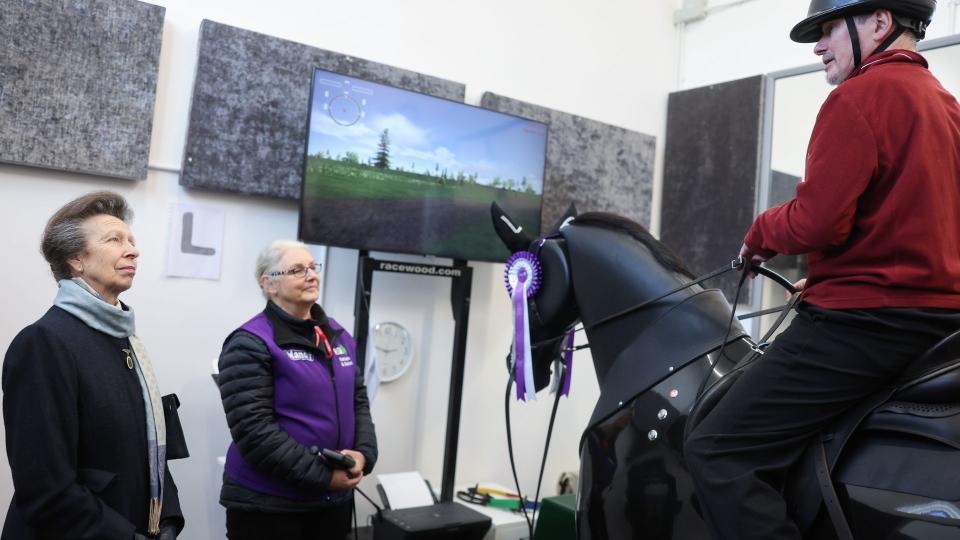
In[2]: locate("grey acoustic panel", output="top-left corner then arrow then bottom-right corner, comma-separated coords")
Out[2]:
661,76 -> 765,303
0,0 -> 164,180
181,20 -> 466,199
770,169 -> 800,207
480,93 -> 656,233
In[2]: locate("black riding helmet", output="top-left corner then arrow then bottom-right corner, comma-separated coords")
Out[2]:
791,0 -> 936,73
791,0 -> 936,43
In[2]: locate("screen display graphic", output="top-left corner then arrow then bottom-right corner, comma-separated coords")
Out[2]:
300,68 -> 547,262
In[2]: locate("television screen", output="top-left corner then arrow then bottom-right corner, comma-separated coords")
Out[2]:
299,68 -> 547,262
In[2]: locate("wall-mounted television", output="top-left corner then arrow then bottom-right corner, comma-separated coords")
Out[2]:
299,68 -> 547,262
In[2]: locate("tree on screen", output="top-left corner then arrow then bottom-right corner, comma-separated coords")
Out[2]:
374,129 -> 391,169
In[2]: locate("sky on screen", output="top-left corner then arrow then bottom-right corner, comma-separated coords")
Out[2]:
307,69 -> 547,193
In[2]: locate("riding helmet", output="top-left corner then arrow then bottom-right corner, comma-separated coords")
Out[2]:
790,0 -> 937,43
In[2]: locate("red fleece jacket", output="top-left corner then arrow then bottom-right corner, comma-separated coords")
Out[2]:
745,50 -> 960,309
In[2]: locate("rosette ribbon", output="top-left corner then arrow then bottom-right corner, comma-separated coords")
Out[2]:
505,251 -> 542,401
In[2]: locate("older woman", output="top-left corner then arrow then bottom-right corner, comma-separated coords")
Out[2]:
2,191 -> 184,539
217,240 -> 377,540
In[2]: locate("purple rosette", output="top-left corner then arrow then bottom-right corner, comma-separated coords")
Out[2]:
505,251 -> 541,401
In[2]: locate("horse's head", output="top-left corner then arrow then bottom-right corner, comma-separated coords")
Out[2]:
492,202 -> 580,391
493,202 -> 708,389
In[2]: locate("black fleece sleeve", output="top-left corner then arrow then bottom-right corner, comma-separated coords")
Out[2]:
159,466 -> 184,534
352,369 -> 378,474
217,331 -> 334,491
2,325 -> 136,540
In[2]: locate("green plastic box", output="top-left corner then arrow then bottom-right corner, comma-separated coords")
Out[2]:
533,494 -> 576,540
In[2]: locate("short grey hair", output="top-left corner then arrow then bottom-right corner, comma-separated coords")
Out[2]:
255,240 -> 310,299
853,11 -> 919,44
41,191 -> 133,281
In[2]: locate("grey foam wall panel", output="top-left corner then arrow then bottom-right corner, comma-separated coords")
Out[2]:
660,75 -> 765,303
480,93 -> 656,233
0,0 -> 164,180
770,169 -> 800,208
180,20 -> 466,199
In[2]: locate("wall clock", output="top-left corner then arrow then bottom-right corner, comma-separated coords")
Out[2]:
372,321 -> 413,382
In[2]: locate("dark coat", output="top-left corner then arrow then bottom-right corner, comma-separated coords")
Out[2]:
217,302 -> 378,512
2,306 -> 183,539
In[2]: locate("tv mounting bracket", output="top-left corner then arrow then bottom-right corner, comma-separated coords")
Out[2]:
352,252 -> 474,503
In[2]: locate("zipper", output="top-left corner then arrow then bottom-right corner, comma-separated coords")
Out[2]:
315,325 -> 343,449
327,345 -> 342,449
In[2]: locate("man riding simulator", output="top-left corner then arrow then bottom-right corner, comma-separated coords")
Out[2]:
684,1 -> 960,538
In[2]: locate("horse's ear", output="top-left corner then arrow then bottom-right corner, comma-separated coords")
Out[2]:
549,203 -> 578,233
491,202 -> 533,253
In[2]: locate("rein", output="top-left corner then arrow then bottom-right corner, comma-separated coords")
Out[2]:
532,258 -> 798,354
531,257 -> 745,351
586,257 -> 744,332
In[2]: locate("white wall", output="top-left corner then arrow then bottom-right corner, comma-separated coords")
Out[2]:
0,0 -> 681,538
679,0 -> 960,90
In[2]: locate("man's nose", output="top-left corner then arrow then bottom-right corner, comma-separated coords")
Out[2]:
813,37 -> 828,56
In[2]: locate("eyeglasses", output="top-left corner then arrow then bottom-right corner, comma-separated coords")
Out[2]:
268,262 -> 322,279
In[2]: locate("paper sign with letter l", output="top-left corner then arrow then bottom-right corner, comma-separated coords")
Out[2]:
166,203 -> 225,280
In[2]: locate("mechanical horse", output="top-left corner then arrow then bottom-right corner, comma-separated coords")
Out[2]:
491,203 -> 960,540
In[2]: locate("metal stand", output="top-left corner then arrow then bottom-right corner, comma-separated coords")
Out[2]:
352,253 -> 473,503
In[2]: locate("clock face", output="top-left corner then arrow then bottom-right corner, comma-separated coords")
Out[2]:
372,322 -> 412,383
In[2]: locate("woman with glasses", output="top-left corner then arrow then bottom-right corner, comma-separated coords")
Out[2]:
216,240 -> 378,540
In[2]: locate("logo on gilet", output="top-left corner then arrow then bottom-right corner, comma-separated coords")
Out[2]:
286,350 -> 316,362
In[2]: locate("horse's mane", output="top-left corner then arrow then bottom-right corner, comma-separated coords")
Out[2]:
573,212 -> 695,279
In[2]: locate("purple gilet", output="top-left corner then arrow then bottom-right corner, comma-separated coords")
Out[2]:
224,312 -> 357,501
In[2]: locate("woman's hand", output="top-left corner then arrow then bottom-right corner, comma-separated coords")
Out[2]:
329,468 -> 363,490
340,449 -> 366,478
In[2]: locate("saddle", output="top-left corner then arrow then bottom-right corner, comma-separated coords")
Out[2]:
687,329 -> 960,539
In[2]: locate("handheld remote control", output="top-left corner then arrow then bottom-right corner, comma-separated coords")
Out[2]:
321,448 -> 356,470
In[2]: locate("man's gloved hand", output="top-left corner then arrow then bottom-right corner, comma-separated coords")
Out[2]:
739,243 -> 770,278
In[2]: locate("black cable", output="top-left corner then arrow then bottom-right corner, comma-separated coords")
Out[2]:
353,486 -> 382,512
353,486 -> 385,537
696,264 -> 750,398
504,377 -> 535,537
531,367 -> 565,533
352,494 -> 358,540
504,362 -> 567,539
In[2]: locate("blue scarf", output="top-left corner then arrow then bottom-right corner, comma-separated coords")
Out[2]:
54,278 -> 166,534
